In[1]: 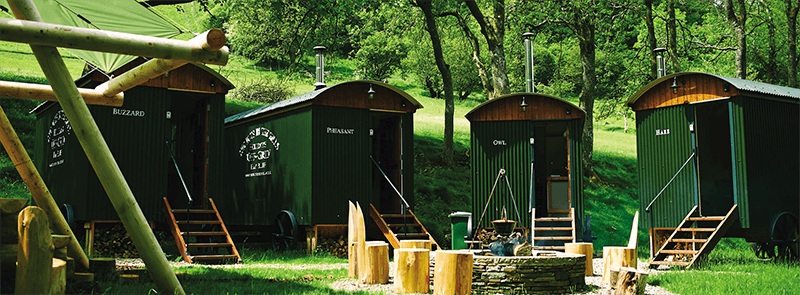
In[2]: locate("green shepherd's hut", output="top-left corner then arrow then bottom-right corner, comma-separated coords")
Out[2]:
221,79 -> 425,247
628,72 -> 799,265
466,92 -> 587,250
32,58 -> 233,223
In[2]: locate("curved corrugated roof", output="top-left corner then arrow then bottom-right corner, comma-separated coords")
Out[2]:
627,72 -> 800,107
225,80 -> 422,124
465,92 -> 586,118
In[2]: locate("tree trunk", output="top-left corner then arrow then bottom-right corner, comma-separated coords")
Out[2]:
418,0 -> 455,166
726,0 -> 747,79
788,0 -> 799,87
577,17 -> 596,177
667,0 -> 681,72
645,0 -> 658,79
465,0 -> 509,99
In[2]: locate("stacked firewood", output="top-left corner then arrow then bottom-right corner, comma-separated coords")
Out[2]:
93,224 -> 139,258
314,235 -> 347,258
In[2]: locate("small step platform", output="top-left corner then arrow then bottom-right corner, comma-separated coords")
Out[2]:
164,198 -> 241,264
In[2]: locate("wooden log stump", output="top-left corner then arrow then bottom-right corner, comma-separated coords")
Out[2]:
52,234 -> 71,261
72,272 -> 95,283
602,247 -> 637,285
394,248 -> 430,294
50,258 -> 67,295
565,242 -> 594,276
362,242 -> 389,284
347,201 -> 357,278
399,239 -> 431,250
119,274 -> 140,284
15,206 -> 53,295
614,267 -> 648,295
609,267 -> 636,288
89,257 -> 118,282
433,250 -> 473,295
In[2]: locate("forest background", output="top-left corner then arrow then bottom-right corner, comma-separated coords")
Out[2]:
0,0 -> 798,257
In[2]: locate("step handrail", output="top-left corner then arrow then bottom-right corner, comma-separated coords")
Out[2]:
166,141 -> 193,204
645,151 -> 695,213
370,155 -> 410,209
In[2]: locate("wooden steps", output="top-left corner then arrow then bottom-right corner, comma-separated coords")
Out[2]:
164,198 -> 242,264
369,204 -> 440,250
531,208 -> 577,251
649,205 -> 738,269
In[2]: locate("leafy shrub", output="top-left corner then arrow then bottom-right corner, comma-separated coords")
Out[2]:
229,79 -> 297,105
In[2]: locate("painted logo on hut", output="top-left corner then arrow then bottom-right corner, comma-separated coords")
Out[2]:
47,110 -> 72,168
239,127 -> 280,178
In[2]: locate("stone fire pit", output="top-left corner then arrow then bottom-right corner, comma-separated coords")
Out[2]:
469,251 -> 585,294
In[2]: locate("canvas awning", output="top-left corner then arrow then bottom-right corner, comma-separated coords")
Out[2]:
0,0 -> 182,73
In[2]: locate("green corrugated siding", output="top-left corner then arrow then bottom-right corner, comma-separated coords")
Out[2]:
33,105 -> 91,219
470,121 -> 531,228
311,106 -> 372,225
728,99 -> 749,227
220,108 -> 313,226
636,105 -> 697,228
735,97 -> 800,229
569,120 -> 584,233
400,113 -> 415,209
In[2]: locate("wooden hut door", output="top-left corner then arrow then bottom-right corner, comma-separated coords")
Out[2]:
694,102 -> 735,216
167,95 -> 208,209
372,113 -> 403,213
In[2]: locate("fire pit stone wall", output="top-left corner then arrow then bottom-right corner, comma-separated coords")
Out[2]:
470,252 -> 586,294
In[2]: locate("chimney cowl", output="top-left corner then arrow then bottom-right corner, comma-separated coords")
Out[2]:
314,46 -> 327,90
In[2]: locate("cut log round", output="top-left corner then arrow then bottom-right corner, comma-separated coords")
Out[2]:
50,258 -> 67,295
565,242 -> 594,276
362,242 -> 389,284
614,267 -> 649,295
0,198 -> 29,215
433,250 -> 473,295
15,206 -> 53,295
72,272 -> 95,283
602,246 -> 637,286
394,248 -> 430,294
89,257 -> 118,282
399,239 -> 431,250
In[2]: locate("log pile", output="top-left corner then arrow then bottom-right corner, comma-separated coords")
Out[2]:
314,235 -> 348,258
93,224 -> 139,258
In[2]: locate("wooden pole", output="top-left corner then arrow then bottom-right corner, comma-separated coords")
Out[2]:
15,206 -> 53,295
347,201 -> 357,278
433,250 -> 473,295
363,242 -> 389,284
565,242 -> 594,276
94,29 -> 226,98
602,246 -> 637,285
0,18 -> 228,65
0,106 -> 90,270
6,1 -> 185,294
0,80 -> 123,106
394,248 -> 430,294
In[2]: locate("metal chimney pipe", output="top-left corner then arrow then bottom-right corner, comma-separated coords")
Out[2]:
522,32 -> 535,92
654,47 -> 667,78
314,45 -> 327,90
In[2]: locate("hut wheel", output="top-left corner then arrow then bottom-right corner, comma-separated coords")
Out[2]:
770,212 -> 799,262
750,242 -> 775,259
272,210 -> 299,251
